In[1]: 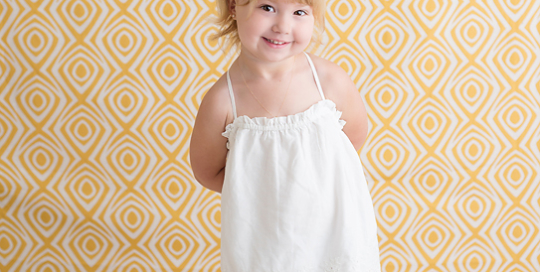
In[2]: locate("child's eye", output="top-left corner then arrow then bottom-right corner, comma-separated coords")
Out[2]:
294,10 -> 308,16
260,5 -> 275,12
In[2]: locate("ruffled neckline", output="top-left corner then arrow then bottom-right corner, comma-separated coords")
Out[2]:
222,99 -> 347,137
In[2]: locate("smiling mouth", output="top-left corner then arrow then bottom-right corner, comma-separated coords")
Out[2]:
263,37 -> 289,45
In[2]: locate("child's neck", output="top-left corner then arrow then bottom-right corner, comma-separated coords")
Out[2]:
238,52 -> 297,81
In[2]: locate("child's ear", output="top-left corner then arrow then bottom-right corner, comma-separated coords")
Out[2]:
229,0 -> 236,16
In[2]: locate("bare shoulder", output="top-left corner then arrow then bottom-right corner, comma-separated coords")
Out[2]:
305,52 -> 369,151
305,52 -> 355,110
197,72 -> 234,127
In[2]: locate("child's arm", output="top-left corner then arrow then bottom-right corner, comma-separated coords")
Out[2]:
339,73 -> 369,152
189,79 -> 231,194
315,56 -> 369,152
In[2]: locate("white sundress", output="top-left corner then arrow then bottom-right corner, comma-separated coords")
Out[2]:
220,52 -> 381,272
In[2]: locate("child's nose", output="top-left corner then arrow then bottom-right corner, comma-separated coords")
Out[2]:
272,15 -> 291,34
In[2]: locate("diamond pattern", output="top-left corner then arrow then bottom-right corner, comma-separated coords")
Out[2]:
2,0 -> 540,270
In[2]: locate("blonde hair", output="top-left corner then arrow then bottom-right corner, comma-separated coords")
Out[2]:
209,0 -> 326,53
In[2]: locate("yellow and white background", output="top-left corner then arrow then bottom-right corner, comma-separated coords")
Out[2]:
1,0 -> 540,271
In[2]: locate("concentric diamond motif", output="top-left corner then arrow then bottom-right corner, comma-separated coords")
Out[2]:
102,77 -> 150,124
374,187 -> 410,234
412,0 -> 449,29
366,72 -> 410,120
68,223 -> 115,269
453,126 -> 494,172
366,73 -> 409,118
454,183 -> 495,229
409,99 -> 450,147
368,131 -> 411,179
409,158 -> 454,203
494,151 -> 535,198
495,93 -> 535,140
61,106 -> 105,154
449,66 -> 493,114
104,135 -> 153,183
59,0 -> 99,34
19,134 -> 64,183
152,222 -> 201,268
495,33 -> 534,82
146,45 -> 192,94
412,214 -> 455,260
451,240 -> 497,272
149,0 -> 186,34
16,77 -> 60,124
148,105 -> 189,153
109,194 -> 155,240
25,195 -> 64,238
103,16 -> 147,64
327,0 -> 362,32
497,209 -> 538,255
62,166 -> 110,212
152,164 -> 192,211
451,7 -> 493,55
409,41 -> 451,89
367,13 -> 408,61
58,46 -> 106,94
14,15 -> 57,64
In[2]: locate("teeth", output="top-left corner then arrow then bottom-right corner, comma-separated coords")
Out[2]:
266,38 -> 285,45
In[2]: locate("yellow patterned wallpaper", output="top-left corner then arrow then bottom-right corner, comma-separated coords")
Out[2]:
1,0 -> 539,271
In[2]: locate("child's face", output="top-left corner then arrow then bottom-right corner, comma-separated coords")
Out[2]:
234,0 -> 314,62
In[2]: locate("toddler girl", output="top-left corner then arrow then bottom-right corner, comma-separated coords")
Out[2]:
190,0 -> 381,270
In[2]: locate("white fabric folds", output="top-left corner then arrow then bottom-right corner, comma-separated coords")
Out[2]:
220,52 -> 381,272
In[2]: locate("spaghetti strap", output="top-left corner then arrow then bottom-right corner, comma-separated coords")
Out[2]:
303,52 -> 326,100
226,70 -> 238,119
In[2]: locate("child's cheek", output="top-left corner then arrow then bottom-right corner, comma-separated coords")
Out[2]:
298,23 -> 314,44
